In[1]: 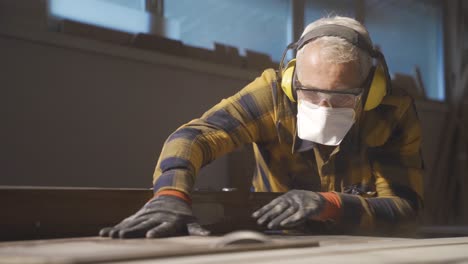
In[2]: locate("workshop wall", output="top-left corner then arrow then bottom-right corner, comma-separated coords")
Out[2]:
1,31 -> 256,190
0,28 -> 447,194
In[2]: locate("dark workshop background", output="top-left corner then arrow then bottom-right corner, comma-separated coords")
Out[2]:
1,0 -> 467,225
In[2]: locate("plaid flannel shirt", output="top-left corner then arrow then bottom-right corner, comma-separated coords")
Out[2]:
153,69 -> 424,231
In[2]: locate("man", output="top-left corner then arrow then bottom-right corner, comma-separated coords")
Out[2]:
100,16 -> 423,239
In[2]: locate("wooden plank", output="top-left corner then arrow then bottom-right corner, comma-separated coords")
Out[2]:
0,187 -> 152,241
0,187 -> 282,241
0,235 -> 319,264
1,235 -> 468,264
131,33 -> 186,56
59,20 -> 133,45
244,50 -> 277,70
11,187 -> 463,242
213,43 -> 244,68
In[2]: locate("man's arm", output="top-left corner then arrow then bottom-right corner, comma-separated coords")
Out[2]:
335,97 -> 424,233
253,96 -> 424,234
152,70 -> 278,197
100,70 -> 279,238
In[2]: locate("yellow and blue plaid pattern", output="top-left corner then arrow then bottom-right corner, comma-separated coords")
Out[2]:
153,69 -> 424,231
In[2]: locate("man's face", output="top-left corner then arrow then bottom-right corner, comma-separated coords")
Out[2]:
295,43 -> 363,108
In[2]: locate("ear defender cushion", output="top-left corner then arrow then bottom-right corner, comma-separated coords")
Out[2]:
364,63 -> 387,111
281,59 -> 297,102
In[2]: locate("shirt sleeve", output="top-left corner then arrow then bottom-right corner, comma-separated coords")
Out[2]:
152,70 -> 278,196
336,97 -> 424,233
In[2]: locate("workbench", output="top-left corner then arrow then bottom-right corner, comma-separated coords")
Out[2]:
1,234 -> 468,263
1,187 -> 468,263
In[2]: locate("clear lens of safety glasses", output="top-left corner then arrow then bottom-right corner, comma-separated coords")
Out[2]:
296,88 -> 363,108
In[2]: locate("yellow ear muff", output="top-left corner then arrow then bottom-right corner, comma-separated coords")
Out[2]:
281,59 -> 297,102
364,64 -> 387,111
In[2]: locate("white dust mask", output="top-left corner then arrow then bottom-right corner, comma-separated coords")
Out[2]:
296,100 -> 356,146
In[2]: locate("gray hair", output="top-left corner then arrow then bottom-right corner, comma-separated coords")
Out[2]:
297,16 -> 373,82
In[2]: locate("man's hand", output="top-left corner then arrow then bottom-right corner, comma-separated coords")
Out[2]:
99,195 -> 210,238
252,190 -> 327,229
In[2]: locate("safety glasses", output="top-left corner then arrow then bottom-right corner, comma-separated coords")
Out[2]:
294,75 -> 364,108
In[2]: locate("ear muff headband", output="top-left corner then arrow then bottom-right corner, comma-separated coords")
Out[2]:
297,24 -> 376,55
279,24 -> 390,111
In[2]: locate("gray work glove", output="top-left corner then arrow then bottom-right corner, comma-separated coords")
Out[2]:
99,195 -> 210,238
252,190 -> 326,230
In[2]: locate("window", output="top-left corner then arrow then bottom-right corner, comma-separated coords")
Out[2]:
364,0 -> 444,100
98,0 -> 146,10
305,0 -> 356,22
305,0 -> 444,100
165,0 -> 290,62
48,0 -> 151,34
48,0 -> 445,98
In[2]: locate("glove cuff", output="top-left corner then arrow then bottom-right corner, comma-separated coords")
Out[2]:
317,192 -> 342,222
155,190 -> 192,204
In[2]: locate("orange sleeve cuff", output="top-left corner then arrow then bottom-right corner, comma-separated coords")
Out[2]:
316,192 -> 342,222
154,190 -> 192,204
